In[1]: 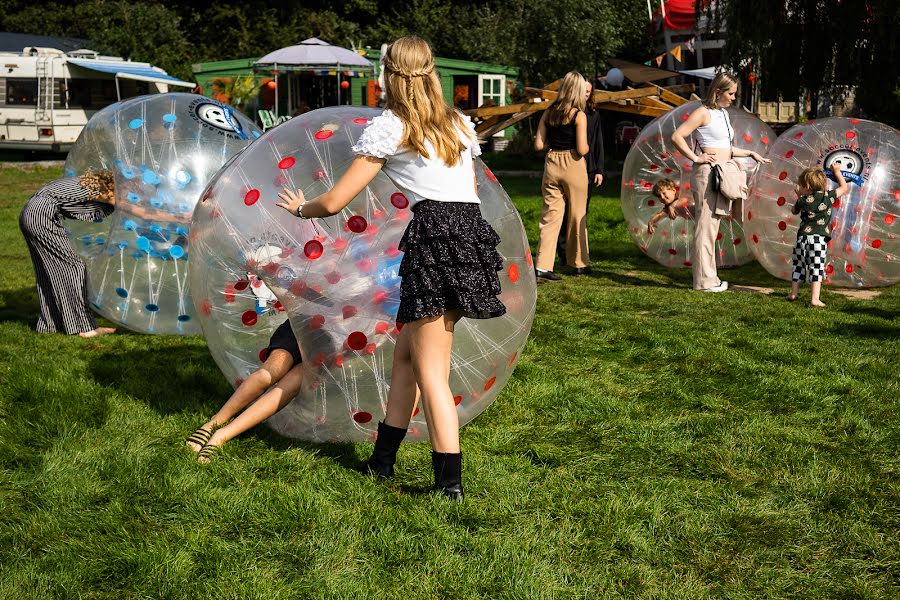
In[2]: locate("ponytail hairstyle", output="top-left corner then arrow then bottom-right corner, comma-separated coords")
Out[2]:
547,71 -> 586,127
703,71 -> 740,109
382,36 -> 472,166
78,169 -> 115,204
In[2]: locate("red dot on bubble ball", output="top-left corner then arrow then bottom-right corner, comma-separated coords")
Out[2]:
886,214 -> 895,225
784,150 -> 794,159
681,114 -> 689,121
485,166 -> 498,182
648,199 -> 656,207
373,290 -> 387,304
778,171 -> 788,181
509,264 -> 519,283
234,280 -> 249,291
375,322 -> 389,334
668,248 -> 677,255
743,133 -> 752,143
353,117 -> 368,124
778,221 -> 787,231
649,164 -> 659,171
716,232 -> 723,241
793,132 -> 804,139
752,234 -> 759,243
353,411 -> 373,424
325,271 -> 341,284
454,395 -> 463,406
347,331 -> 367,350
243,189 -> 260,206
825,264 -> 834,275
872,239 -> 882,249
508,351 -> 518,366
845,131 -> 856,139
342,305 -> 358,319
259,349 -> 268,362
846,264 -> 854,273
201,300 -> 212,316
484,376 -> 497,391
390,192 -> 409,209
777,196 -> 786,206
314,130 -> 333,140
241,310 -> 258,326
748,211 -> 753,220
309,315 -> 325,329
733,238 -> 742,245
893,190 -> 900,202
347,215 -> 368,233
278,156 -> 296,170
762,136 -> 769,144
684,260 -> 692,267
304,240 -> 324,259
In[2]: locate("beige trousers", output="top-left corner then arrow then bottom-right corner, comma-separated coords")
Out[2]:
690,164 -> 723,290
536,150 -> 589,271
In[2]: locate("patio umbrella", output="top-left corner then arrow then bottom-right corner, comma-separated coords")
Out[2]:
254,38 -> 374,114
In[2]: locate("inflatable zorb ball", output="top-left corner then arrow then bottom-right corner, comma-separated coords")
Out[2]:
189,106 -> 536,442
745,118 -> 900,287
64,93 -> 260,334
621,101 -> 775,268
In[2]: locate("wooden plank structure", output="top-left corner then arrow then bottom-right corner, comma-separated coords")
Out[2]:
464,82 -> 696,139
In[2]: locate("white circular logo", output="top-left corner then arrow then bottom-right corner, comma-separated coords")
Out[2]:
823,149 -> 864,176
195,102 -> 238,132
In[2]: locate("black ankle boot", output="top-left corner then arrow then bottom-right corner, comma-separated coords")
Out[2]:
364,421 -> 407,478
432,451 -> 464,501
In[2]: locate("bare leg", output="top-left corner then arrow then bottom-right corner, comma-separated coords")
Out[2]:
810,281 -> 825,307
787,281 -> 800,301
187,349 -> 294,451
202,364 -> 305,458
383,325 -> 419,429
407,310 -> 462,453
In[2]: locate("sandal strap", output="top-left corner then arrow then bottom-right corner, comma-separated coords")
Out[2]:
198,443 -> 222,461
186,427 -> 213,446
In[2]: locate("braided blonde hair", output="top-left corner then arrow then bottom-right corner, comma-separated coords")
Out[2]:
382,36 -> 472,166
78,170 -> 116,204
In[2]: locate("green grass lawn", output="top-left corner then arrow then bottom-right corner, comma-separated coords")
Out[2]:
1,166 -> 898,599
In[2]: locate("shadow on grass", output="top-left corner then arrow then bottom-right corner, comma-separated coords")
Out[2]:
0,285 -> 40,328
828,322 -> 900,340
838,304 -> 899,322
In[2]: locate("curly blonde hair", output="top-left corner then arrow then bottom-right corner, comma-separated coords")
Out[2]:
382,36 -> 472,166
798,167 -> 827,193
78,170 -> 116,204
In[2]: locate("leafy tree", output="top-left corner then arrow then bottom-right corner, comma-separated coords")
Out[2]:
704,0 -> 900,125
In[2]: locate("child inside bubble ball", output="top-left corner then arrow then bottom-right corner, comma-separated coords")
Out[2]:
276,36 -> 506,501
787,162 -> 849,307
646,178 -> 695,234
186,318 -> 305,463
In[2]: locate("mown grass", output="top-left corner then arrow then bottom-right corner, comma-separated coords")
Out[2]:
1,166 -> 898,599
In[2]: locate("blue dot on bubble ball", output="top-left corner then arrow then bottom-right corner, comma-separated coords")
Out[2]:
176,170 -> 191,185
169,245 -> 185,259
129,118 -> 143,129
142,170 -> 160,185
123,219 -> 137,231
136,236 -> 151,252
122,169 -> 135,180
163,114 -> 177,123
177,314 -> 191,322
65,168 -> 76,176
117,241 -> 129,250
127,192 -> 140,203
145,303 -> 159,312
115,287 -> 129,298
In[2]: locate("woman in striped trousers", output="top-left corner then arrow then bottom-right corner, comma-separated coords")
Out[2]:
19,171 -> 116,337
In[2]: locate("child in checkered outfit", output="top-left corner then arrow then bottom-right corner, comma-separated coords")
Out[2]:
788,162 -> 850,307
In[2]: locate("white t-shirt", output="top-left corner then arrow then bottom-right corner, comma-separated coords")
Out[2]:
351,110 -> 482,206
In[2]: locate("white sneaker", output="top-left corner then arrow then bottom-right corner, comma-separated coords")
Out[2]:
701,281 -> 729,293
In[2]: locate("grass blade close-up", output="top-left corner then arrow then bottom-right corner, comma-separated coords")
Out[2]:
1,165 -> 898,599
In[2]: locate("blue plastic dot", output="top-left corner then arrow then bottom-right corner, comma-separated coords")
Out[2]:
163,113 -> 177,123
169,245 -> 185,259
175,226 -> 188,236
115,287 -> 128,298
127,192 -> 140,203
149,224 -> 162,234
145,303 -> 159,312
129,118 -> 143,129
150,198 -> 163,209
142,170 -> 160,185
123,219 -> 137,231
177,314 -> 191,322
177,202 -> 189,213
132,251 -> 144,260
65,168 -> 76,176
81,234 -> 91,244
122,169 -> 135,180
176,170 -> 191,185
136,236 -> 151,252
95,237 -> 106,246
113,160 -> 124,167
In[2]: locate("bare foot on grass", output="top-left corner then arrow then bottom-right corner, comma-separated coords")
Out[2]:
786,294 -> 798,302
811,300 -> 826,308
79,327 -> 116,338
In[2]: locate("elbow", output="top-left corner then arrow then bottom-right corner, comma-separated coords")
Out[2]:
671,132 -> 681,144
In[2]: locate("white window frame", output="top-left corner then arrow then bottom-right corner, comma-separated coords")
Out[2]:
478,74 -> 505,137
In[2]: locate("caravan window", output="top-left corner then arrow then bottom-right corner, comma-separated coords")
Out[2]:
60,79 -> 151,108
7,78 -> 38,106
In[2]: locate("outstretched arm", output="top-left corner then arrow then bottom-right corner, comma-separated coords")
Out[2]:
276,155 -> 386,218
731,146 -> 771,164
830,162 -> 850,198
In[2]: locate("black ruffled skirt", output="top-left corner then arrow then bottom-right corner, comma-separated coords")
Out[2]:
396,200 -> 507,324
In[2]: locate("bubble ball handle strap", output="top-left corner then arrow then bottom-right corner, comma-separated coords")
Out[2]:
223,107 -> 249,140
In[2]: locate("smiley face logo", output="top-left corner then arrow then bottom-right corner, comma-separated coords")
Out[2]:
195,102 -> 238,132
823,149 -> 864,177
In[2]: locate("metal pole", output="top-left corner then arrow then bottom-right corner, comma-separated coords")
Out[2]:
274,63 -> 278,117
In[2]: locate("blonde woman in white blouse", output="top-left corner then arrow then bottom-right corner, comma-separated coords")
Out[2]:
276,36 -> 505,501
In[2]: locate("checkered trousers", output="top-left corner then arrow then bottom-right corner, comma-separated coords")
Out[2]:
791,234 -> 829,282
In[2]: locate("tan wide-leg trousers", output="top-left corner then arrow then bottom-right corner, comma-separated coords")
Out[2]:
690,164 -> 723,290
536,150 -> 589,271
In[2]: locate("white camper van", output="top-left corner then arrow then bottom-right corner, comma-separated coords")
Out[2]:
0,46 -> 194,151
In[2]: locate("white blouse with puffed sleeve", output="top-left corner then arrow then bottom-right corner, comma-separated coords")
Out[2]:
351,110 -> 483,206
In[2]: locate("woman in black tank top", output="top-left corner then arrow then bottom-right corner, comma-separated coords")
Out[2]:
533,71 -> 590,280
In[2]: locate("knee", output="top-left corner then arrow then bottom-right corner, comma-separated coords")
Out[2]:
250,367 -> 276,388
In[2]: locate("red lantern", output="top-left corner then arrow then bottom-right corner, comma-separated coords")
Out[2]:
747,73 -> 757,84
340,80 -> 350,89
266,80 -> 276,90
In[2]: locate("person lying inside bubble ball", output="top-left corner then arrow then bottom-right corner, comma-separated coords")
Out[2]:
646,178 -> 695,234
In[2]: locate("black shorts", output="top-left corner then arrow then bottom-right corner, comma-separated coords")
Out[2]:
264,319 -> 302,365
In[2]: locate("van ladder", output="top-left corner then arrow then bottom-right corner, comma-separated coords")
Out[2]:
35,56 -> 53,121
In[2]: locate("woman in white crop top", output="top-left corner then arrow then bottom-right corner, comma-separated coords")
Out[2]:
671,72 -> 770,292
275,36 -> 506,501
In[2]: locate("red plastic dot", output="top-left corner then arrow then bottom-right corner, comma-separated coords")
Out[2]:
309,314 -> 325,330
259,349 -> 268,362
778,221 -> 787,231
453,395 -> 463,406
886,214 -> 895,225
778,171 -> 788,181
508,264 -> 519,283
793,131 -> 804,139
648,199 -> 656,207
274,301 -> 284,312
304,240 -> 324,259
353,411 -> 373,424
894,190 -> 900,202
681,113 -> 689,121
366,343 -> 376,355
485,166 -> 498,182
290,280 -> 307,297
761,136 -> 769,145
277,156 -> 295,170
347,332 -> 367,351
649,164 -> 659,171
325,271 -> 341,284
526,252 -> 533,267
484,376 -> 497,391
390,192 -> 409,209
784,150 -> 794,159
743,133 -> 752,143
747,211 -> 753,220
683,260 -> 692,267
872,239 -> 883,249
333,355 -> 345,368
200,300 -> 212,316
241,310 -> 258,326
833,198 -> 842,209
845,264 -> 854,273
716,232 -> 723,241
372,290 -> 388,304
659,151 -> 670,159
342,305 -> 358,319
353,117 -> 368,124
375,322 -> 389,334
668,248 -> 677,255
845,131 -> 856,139
347,215 -> 368,233
314,130 -> 333,140
508,351 -> 518,366
243,189 -> 260,206
824,264 -> 834,275
733,238 -> 742,245
234,279 -> 249,291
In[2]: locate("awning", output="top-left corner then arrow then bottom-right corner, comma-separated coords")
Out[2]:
607,58 -> 681,84
678,67 -> 717,80
67,59 -> 195,88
